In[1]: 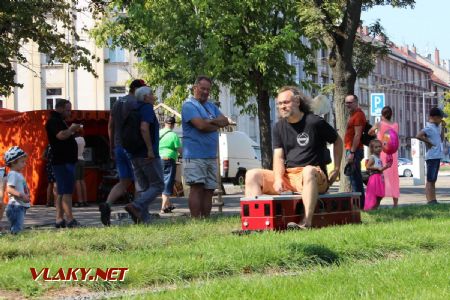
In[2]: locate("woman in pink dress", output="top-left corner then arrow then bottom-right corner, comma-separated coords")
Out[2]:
369,106 -> 400,206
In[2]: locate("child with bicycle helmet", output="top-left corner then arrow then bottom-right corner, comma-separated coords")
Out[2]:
4,146 -> 30,234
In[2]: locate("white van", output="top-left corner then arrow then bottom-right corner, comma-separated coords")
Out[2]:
219,131 -> 261,185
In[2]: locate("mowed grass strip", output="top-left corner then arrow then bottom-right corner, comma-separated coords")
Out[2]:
131,248 -> 450,300
0,205 -> 448,297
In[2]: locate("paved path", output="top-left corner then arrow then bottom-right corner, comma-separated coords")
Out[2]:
1,176 -> 449,231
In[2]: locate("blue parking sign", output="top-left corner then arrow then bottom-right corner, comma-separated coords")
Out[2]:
370,93 -> 385,117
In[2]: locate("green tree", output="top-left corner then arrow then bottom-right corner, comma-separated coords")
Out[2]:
0,0 -> 98,95
298,0 -> 415,191
91,0 -> 317,168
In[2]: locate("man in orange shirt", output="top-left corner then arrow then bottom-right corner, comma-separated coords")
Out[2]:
344,94 -> 366,208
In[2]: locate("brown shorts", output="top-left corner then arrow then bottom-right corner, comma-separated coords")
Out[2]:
260,166 -> 329,195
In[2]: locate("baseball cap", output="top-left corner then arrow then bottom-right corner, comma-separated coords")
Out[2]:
429,107 -> 447,118
129,79 -> 146,90
165,116 -> 176,124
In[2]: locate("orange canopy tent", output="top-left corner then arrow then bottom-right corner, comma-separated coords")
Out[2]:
0,109 -> 110,205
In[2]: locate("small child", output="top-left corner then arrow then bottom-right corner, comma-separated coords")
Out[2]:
365,139 -> 392,211
4,146 -> 30,234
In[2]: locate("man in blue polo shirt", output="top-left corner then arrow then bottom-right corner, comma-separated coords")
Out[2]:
182,75 -> 229,218
416,107 -> 447,205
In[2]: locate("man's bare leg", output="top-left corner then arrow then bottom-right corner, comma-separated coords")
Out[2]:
189,184 -> 204,218
425,181 -> 436,202
161,194 -> 171,212
55,194 -> 64,222
61,194 -> 74,221
201,189 -> 214,217
299,166 -> 319,227
244,169 -> 264,197
106,179 -> 132,206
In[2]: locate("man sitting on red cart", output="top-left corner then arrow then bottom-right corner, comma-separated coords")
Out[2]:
245,86 -> 343,229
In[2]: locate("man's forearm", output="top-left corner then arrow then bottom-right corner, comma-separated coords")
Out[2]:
57,129 -> 75,140
273,158 -> 285,182
350,133 -> 361,152
140,127 -> 153,154
108,118 -> 115,149
333,137 -> 344,169
201,120 -> 220,132
211,117 -> 229,128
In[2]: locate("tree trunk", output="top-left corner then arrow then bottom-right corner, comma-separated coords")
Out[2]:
330,53 -> 357,192
256,88 -> 273,169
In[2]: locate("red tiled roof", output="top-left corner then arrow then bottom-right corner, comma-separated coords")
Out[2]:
430,73 -> 450,88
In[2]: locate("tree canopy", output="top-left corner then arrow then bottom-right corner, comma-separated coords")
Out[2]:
91,0 -> 317,168
0,0 -> 98,95
297,0 -> 415,190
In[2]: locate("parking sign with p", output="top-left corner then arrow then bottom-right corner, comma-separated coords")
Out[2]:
370,93 -> 385,117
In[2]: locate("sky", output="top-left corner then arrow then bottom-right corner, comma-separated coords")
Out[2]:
361,0 -> 450,62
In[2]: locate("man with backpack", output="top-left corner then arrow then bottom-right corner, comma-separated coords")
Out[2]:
122,86 -> 164,224
100,79 -> 146,226
344,94 -> 367,208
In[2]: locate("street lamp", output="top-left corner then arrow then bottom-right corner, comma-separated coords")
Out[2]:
422,92 -> 437,126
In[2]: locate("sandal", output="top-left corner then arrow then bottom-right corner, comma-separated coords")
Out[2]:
286,222 -> 311,230
162,205 -> 176,213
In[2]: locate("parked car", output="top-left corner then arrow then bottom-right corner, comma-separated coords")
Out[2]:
398,157 -> 412,165
398,162 -> 413,177
440,159 -> 450,166
219,131 -> 261,185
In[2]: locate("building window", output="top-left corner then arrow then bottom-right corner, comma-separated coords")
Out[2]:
0,96 -> 4,108
390,62 -> 395,78
108,86 -> 126,109
107,39 -> 126,63
43,54 -> 61,65
45,88 -> 63,109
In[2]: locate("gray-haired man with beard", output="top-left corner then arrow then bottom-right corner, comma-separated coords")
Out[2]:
245,86 -> 343,229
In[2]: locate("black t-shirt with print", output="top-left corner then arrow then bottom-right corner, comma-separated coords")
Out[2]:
45,111 -> 78,165
272,113 -> 338,174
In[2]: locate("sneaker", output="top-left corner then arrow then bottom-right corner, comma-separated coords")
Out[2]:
125,203 -> 142,224
427,200 -> 440,205
99,202 -> 111,226
67,219 -> 80,228
55,219 -> 66,229
287,222 -> 310,230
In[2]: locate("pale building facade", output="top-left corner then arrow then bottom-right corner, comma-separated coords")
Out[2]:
3,0 -> 140,112
3,7 -> 449,160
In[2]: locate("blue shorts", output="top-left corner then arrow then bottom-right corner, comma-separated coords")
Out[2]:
426,159 -> 441,183
115,146 -> 134,180
162,158 -> 177,195
52,164 -> 75,195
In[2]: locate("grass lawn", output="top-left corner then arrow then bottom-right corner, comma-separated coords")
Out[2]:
0,205 -> 449,299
